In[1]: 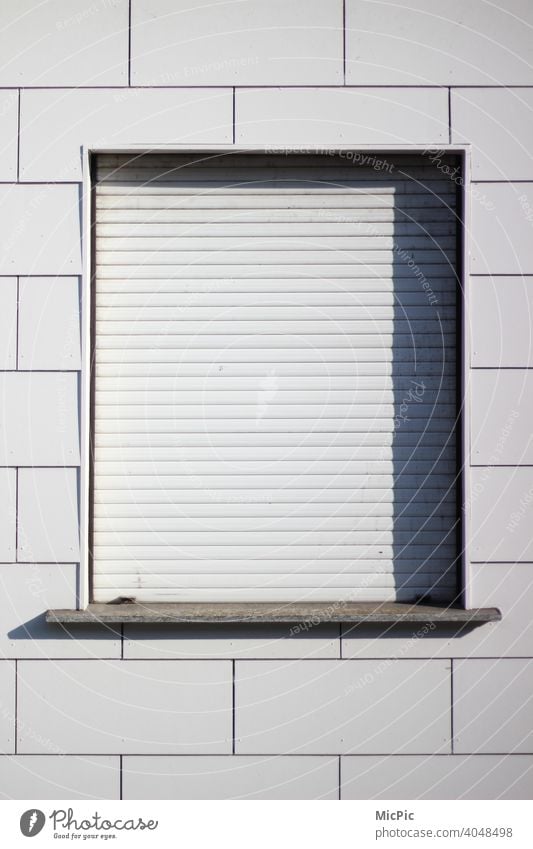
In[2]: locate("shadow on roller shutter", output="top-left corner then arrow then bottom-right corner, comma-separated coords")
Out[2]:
91,151 -> 459,603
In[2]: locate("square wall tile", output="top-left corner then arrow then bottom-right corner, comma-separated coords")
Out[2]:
235,659 -> 450,754
236,87 -> 448,146
131,0 -> 343,86
20,89 -> 233,182
454,659 -> 533,753
0,185 -> 81,276
0,278 -> 17,370
346,0 -> 533,85
0,373 -> 79,466
17,660 -> 232,754
0,0 -> 128,86
0,663 -> 15,754
470,468 -> 533,562
0,756 -> 119,799
0,469 -> 16,563
452,89 -> 533,181
18,277 -> 81,370
471,370 -> 533,465
18,468 -> 80,562
0,90 -> 18,180
123,755 -> 338,800
470,184 -> 533,275
471,276 -> 533,367
341,754 -> 533,800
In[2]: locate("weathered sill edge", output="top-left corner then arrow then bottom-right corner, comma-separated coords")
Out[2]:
46,602 -> 502,626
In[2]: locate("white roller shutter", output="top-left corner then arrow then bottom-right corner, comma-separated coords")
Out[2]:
92,152 -> 458,603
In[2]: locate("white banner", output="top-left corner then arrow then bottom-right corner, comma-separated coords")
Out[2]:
0,800 -> 531,848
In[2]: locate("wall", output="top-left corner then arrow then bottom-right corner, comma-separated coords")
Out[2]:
0,0 -> 532,800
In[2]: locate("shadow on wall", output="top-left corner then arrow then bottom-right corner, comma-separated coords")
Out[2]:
7,614 -> 119,643
390,153 -> 460,605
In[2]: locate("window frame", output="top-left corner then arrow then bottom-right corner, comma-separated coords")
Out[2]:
79,144 -> 472,612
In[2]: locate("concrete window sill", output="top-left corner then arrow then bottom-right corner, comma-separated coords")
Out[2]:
46,602 -> 501,627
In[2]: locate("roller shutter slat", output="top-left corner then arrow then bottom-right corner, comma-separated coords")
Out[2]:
93,487 -> 455,504
93,588 -> 454,602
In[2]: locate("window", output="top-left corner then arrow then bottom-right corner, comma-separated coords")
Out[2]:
89,150 -> 460,606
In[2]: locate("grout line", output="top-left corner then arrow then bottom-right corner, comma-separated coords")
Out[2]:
0,369 -> 81,373
16,90 -> 21,182
0,271 -> 504,278
14,563 -> 92,568
450,658 -> 455,754
11,655 -> 525,661
9,176 -> 528,185
0,466 -> 81,470
2,84 -> 533,90
14,660 -> 18,754
119,754 -> 123,799
448,87 -> 452,143
232,659 -> 236,754
0,275 -> 78,278
128,0 -> 132,87
0,276 -> 78,280
342,0 -> 346,85
232,88 -> 236,144
1,181 -> 82,186
338,755 -> 342,799
3,751 -> 529,758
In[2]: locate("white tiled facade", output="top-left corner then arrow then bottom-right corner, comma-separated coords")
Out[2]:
0,0 -> 532,799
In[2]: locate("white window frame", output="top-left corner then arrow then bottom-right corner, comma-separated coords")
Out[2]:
80,144 -> 472,610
